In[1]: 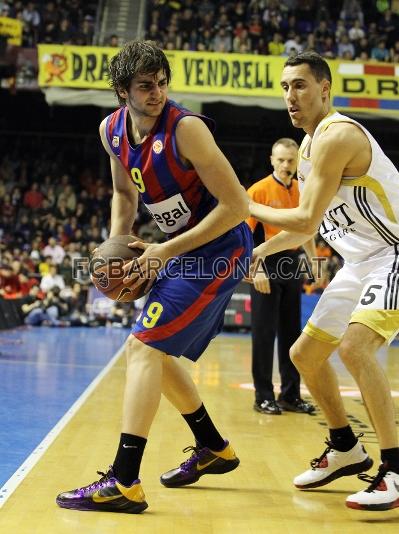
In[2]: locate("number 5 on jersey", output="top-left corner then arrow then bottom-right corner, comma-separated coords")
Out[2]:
142,302 -> 163,328
360,284 -> 382,306
131,168 -> 145,193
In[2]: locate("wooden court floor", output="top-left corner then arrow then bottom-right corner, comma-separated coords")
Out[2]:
1,334 -> 399,533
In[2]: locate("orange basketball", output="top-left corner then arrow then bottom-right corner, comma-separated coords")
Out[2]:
91,235 -> 148,302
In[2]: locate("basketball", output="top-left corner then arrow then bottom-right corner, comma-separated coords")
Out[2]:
91,235 -> 148,302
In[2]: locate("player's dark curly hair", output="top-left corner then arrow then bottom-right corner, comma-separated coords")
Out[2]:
109,40 -> 171,106
284,52 -> 332,85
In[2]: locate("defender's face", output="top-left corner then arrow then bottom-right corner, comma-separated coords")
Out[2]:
280,64 -> 329,131
120,69 -> 168,117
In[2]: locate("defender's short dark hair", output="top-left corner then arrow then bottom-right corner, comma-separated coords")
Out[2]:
109,40 -> 171,105
284,52 -> 332,85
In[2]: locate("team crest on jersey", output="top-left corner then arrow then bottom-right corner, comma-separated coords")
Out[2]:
152,139 -> 163,154
112,136 -> 120,147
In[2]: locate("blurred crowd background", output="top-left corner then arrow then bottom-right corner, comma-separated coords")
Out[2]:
2,1 -> 399,61
2,0 -> 399,327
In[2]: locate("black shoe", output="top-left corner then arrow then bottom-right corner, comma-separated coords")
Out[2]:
160,440 -> 239,488
278,398 -> 316,414
254,400 -> 282,415
56,468 -> 148,514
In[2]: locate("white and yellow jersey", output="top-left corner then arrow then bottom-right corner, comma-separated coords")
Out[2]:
298,110 -> 399,263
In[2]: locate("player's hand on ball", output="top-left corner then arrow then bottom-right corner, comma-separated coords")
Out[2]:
123,240 -> 171,291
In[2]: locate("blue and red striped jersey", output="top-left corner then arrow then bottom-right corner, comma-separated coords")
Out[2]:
105,99 -> 218,238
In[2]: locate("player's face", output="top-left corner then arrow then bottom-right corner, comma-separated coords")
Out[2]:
270,144 -> 297,181
121,70 -> 168,117
280,64 -> 330,133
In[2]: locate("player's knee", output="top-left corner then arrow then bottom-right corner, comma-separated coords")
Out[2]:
289,342 -> 309,372
124,334 -> 163,366
290,340 -> 324,375
338,338 -> 365,373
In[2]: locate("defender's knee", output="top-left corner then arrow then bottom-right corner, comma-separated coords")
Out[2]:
289,341 -> 312,374
289,339 -> 329,375
338,338 -> 364,375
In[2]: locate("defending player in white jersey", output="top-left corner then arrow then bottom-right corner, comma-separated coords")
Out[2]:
249,51 -> 399,511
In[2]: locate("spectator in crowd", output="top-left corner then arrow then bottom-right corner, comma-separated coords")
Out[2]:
335,19 -> 348,43
23,182 -> 43,210
22,2 -> 41,35
41,1 -> 59,29
367,21 -> 380,49
38,255 -> 53,276
58,255 -> 74,287
24,286 -> 69,326
303,32 -> 316,52
264,13 -> 282,40
355,36 -> 370,59
284,32 -> 303,56
20,285 -> 43,317
337,34 -> 356,59
40,264 -> 65,292
314,20 -> 333,48
268,32 -> 285,56
0,263 -> 21,298
5,0 -> 395,62
340,0 -> 364,26
233,28 -> 251,53
57,184 -> 77,212
319,35 -> 337,58
378,9 -> 397,46
42,237 -> 65,265
138,0 -> 398,64
348,19 -> 365,43
213,27 -> 232,53
2,0 -> 98,47
390,39 -> 399,62
61,281 -> 89,325
107,34 -> 120,47
371,39 -> 390,61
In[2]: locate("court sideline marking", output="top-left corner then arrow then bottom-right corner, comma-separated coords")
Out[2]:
0,343 -> 125,508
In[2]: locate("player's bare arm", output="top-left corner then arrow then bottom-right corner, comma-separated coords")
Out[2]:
131,116 -> 249,267
166,116 -> 249,255
99,119 -> 138,237
123,116 -> 249,287
302,237 -> 316,262
249,123 -> 370,234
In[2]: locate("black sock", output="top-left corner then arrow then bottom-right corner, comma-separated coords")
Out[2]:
381,447 -> 399,473
112,433 -> 147,486
182,404 -> 225,451
329,425 -> 357,452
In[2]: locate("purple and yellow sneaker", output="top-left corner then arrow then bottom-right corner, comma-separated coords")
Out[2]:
160,440 -> 240,488
56,468 -> 148,514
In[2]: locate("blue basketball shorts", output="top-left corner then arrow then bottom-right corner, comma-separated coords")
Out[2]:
132,222 -> 253,361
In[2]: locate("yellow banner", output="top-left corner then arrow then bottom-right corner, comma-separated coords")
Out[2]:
166,50 -> 283,96
38,45 -> 399,115
38,45 -> 117,88
0,16 -> 22,46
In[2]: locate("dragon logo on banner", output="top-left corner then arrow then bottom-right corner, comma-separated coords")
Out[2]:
42,53 -> 68,83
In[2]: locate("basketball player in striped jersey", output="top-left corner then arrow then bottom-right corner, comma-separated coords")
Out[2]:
56,41 -> 252,513
249,52 -> 399,511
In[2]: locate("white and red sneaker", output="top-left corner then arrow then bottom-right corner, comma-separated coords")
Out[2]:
346,465 -> 399,511
294,437 -> 373,489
